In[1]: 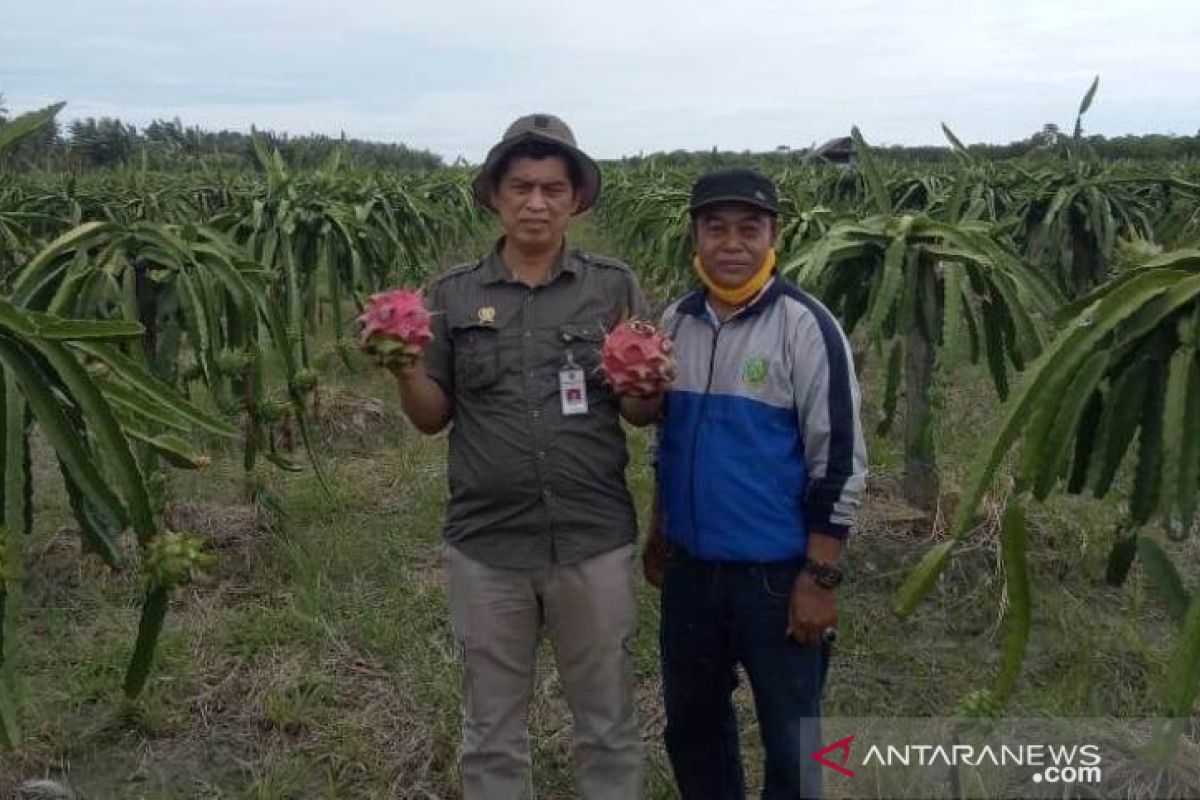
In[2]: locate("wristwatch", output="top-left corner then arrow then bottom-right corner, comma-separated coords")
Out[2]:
802,559 -> 844,590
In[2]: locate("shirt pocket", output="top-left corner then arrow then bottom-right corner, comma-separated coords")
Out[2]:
452,322 -> 500,393
557,322 -> 606,385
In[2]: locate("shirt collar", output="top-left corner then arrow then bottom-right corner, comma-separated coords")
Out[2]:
481,237 -> 578,285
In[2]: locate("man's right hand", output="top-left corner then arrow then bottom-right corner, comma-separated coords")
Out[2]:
384,342 -> 453,435
361,339 -> 425,378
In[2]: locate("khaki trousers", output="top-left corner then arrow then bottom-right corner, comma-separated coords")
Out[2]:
446,543 -> 644,799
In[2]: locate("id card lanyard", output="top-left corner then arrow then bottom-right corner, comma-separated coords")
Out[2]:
559,350 -> 589,416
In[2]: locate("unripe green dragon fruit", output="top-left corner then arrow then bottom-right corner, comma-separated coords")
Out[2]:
292,367 -> 319,393
144,531 -> 216,591
216,348 -> 255,374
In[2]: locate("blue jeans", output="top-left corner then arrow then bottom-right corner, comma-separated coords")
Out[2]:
661,553 -> 831,800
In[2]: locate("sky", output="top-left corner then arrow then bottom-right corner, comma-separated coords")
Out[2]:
2,0 -> 1198,162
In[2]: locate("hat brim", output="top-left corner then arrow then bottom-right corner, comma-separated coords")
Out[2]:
472,132 -> 601,215
688,195 -> 779,217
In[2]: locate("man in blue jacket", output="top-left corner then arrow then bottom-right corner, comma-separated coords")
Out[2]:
644,168 -> 867,799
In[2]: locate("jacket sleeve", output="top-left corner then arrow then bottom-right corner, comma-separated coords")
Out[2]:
790,300 -> 868,538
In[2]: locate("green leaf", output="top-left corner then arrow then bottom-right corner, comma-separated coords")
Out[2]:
0,102 -> 65,154
124,585 -> 169,697
1090,357 -> 1153,495
57,458 -> 123,569
866,222 -> 912,338
0,339 -> 127,534
1130,365 -> 1167,526
124,430 -> 208,471
33,340 -> 156,544
1137,536 -> 1190,624
98,378 -> 195,434
850,127 -> 891,216
1066,388 -> 1104,494
0,672 -> 19,748
263,450 -> 304,472
1073,76 -> 1100,139
1027,350 -> 1109,500
2,371 -> 30,538
1161,347 -> 1200,539
1163,583 -> 1200,718
72,342 -> 237,438
996,500 -> 1030,702
175,270 -> 214,386
878,339 -> 903,436
33,317 -> 144,341
981,300 -> 1009,400
12,222 -> 115,307
954,268 -> 1184,535
1105,534 -> 1139,587
896,267 -> 1186,608
940,123 -> 972,162
893,539 -> 957,618
940,262 -> 968,370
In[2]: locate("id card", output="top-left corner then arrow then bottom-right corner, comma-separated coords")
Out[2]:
559,366 -> 589,415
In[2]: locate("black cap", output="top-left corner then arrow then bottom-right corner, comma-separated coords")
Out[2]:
689,168 -> 779,217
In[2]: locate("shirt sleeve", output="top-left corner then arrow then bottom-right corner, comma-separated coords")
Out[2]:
421,277 -> 454,395
623,268 -> 653,321
790,302 -> 868,539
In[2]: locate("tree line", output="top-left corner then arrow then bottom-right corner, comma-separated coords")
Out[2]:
0,98 -> 444,173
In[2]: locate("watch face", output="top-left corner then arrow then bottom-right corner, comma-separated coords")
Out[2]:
807,562 -> 843,588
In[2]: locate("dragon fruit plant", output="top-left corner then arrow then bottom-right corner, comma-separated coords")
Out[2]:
358,289 -> 434,367
600,319 -> 676,396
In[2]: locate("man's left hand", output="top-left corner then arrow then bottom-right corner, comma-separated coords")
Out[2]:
786,572 -> 838,648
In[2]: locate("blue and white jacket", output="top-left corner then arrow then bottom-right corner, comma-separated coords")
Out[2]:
656,277 -> 867,562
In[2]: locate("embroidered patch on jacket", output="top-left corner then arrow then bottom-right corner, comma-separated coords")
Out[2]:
742,356 -> 770,388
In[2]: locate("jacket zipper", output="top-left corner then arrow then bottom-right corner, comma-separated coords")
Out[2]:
689,318 -> 723,556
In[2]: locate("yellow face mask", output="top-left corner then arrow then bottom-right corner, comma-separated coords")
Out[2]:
692,248 -> 777,306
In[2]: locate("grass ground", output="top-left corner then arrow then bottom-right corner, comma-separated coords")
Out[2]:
1,220 -> 1198,798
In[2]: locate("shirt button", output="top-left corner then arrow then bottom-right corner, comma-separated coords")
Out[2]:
524,331 -> 532,338
538,450 -> 546,459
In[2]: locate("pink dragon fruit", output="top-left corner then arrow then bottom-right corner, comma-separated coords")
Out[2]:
601,319 -> 675,396
358,289 -> 433,364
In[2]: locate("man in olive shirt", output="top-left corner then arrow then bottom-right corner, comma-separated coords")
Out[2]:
392,114 -> 662,799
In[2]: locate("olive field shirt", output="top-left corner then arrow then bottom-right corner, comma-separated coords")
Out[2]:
422,240 -> 651,568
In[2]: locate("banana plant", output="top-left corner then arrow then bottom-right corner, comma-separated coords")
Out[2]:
894,249 -> 1200,737
783,128 -> 1063,510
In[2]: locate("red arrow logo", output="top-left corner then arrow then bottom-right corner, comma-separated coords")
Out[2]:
812,735 -> 855,777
